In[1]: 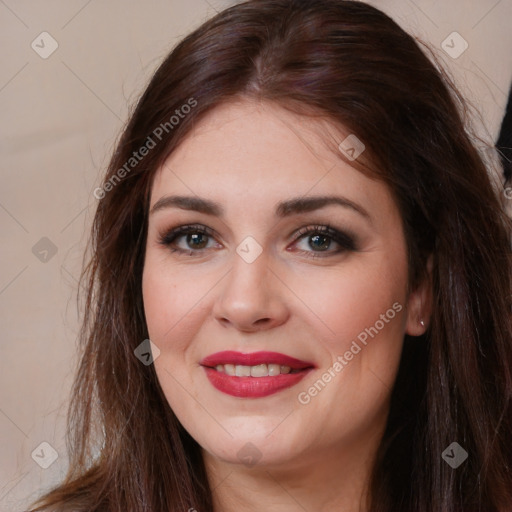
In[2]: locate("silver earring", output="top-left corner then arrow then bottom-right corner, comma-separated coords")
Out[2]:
419,319 -> 425,327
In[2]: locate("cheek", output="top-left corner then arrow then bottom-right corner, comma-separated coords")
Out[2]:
142,259 -> 210,410
142,267 -> 176,347
142,253 -> 214,350
289,253 -> 408,441
290,251 -> 408,356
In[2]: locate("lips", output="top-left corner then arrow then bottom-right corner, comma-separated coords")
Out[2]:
200,351 -> 315,398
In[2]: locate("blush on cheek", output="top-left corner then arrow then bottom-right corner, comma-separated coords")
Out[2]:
308,277 -> 403,348
143,270 -> 193,347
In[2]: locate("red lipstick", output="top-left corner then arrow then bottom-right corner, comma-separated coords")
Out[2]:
200,351 -> 315,398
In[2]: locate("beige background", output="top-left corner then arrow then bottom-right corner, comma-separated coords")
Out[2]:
1,1 -> 511,510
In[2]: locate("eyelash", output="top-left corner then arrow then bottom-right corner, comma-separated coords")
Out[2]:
157,223 -> 357,258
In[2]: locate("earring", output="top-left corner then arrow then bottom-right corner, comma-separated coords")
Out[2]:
419,319 -> 425,327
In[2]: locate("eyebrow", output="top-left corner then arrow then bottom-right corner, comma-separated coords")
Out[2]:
150,194 -> 371,220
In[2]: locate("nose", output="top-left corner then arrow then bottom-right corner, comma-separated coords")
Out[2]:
212,249 -> 289,333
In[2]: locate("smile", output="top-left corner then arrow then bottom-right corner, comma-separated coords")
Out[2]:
200,351 -> 315,398
213,363 -> 300,376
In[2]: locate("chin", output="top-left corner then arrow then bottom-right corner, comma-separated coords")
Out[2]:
197,420 -> 303,468
206,440 -> 296,469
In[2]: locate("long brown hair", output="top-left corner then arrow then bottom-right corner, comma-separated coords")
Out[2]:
27,1 -> 512,511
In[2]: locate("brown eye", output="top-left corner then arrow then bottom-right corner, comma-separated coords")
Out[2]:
158,224 -> 219,255
184,232 -> 209,249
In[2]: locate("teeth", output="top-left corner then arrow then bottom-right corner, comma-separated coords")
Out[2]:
213,363 -> 294,377
268,364 -> 281,376
235,365 -> 251,377
251,364 -> 268,377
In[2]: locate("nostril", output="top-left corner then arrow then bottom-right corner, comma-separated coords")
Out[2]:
254,318 -> 271,325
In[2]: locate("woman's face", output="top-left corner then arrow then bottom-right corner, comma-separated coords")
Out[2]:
142,98 -> 427,471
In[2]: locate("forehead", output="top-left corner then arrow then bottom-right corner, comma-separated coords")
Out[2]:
149,98 -> 392,217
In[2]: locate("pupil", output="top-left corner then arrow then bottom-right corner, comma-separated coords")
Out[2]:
188,233 -> 207,249
310,234 -> 330,251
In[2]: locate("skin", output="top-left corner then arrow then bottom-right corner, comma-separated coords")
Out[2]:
142,98 -> 431,512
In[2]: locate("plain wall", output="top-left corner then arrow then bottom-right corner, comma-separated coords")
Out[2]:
1,1 -> 511,510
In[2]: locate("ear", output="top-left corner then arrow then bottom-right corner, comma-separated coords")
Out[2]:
405,254 -> 433,336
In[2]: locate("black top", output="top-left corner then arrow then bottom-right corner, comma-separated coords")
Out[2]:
497,83 -> 512,183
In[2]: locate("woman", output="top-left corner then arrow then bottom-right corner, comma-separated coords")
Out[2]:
27,0 -> 512,511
